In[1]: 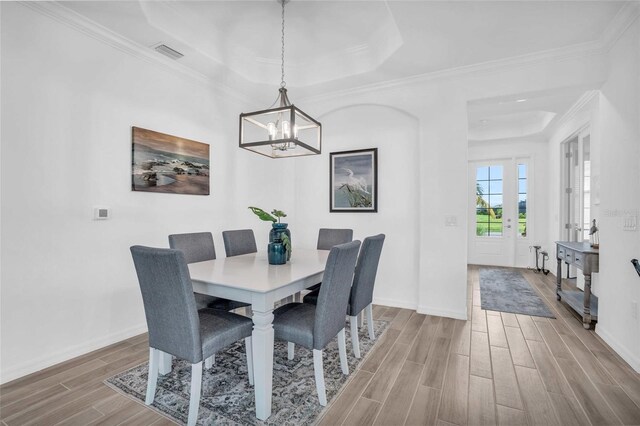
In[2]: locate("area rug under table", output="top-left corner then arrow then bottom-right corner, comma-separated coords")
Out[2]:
479,267 -> 555,318
105,319 -> 389,425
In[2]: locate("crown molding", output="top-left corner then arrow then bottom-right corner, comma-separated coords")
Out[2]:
300,39 -> 606,104
545,90 -> 599,138
19,1 -> 253,105
300,2 -> 640,105
601,1 -> 640,51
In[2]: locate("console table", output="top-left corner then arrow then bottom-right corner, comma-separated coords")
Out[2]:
556,241 -> 599,329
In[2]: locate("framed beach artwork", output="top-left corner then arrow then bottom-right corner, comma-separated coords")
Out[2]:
131,127 -> 210,195
330,148 -> 378,212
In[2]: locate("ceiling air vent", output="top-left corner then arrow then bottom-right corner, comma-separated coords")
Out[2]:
154,44 -> 184,60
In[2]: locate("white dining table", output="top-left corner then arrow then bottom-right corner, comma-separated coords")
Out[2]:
187,248 -> 329,420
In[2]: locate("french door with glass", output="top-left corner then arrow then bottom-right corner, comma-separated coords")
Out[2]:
560,128 -> 591,288
468,158 -> 531,267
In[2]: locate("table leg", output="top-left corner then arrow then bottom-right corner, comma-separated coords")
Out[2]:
583,274 -> 592,329
252,308 -> 275,420
556,257 -> 562,300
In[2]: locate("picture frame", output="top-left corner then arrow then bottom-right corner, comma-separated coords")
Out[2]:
330,148 -> 378,212
131,127 -> 210,195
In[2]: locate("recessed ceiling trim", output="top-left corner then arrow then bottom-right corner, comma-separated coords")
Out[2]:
299,2 -> 638,105
301,39 -> 606,104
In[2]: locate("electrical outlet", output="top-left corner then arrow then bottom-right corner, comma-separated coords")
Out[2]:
632,301 -> 638,319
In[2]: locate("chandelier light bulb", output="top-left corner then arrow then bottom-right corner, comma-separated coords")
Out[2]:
267,122 -> 277,141
281,120 -> 290,139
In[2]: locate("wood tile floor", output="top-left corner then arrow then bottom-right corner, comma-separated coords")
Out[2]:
2,266 -> 640,425
316,266 -> 640,426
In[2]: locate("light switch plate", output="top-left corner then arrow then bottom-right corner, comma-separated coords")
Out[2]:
445,215 -> 457,227
623,215 -> 637,231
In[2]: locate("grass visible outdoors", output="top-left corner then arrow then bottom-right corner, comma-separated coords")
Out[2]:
476,214 -> 526,236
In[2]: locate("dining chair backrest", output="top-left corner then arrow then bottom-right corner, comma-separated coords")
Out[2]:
349,234 -> 386,316
222,229 -> 258,257
313,240 -> 361,350
317,228 -> 353,250
168,232 -> 216,263
130,246 -> 203,364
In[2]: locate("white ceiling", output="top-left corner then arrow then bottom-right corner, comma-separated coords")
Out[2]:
62,0 -> 625,93
59,1 -> 626,140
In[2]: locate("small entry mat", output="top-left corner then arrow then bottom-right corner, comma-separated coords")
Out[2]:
479,267 -> 555,318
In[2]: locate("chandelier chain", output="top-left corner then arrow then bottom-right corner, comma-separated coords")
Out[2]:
280,0 -> 286,88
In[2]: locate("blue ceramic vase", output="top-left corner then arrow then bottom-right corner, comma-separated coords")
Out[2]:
269,223 -> 291,261
267,242 -> 286,265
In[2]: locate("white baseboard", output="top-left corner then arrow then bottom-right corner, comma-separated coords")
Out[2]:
0,323 -> 148,384
595,325 -> 640,373
417,305 -> 468,320
373,297 -> 418,311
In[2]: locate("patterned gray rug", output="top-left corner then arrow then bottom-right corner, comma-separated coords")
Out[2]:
105,319 -> 389,425
479,268 -> 555,318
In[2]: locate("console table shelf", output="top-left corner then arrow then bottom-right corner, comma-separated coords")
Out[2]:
556,241 -> 599,329
557,289 -> 599,320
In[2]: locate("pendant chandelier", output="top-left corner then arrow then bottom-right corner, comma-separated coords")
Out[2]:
239,0 -> 321,158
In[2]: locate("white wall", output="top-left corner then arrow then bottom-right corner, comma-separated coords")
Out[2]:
0,3 -> 292,382
592,19 -> 640,371
545,19 -> 640,372
292,104 -> 420,309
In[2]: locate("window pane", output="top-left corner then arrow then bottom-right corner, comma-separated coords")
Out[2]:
477,208 -> 491,219
489,180 -> 503,194
476,181 -> 489,195
476,167 -> 489,180
489,165 -> 503,180
476,164 -> 503,238
476,195 -> 489,209
489,225 -> 503,236
518,194 -> 527,214
517,163 -> 527,238
518,164 -> 527,179
518,222 -> 527,237
518,179 -> 527,193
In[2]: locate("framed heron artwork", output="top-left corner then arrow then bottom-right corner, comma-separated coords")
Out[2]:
330,148 -> 378,212
131,127 -> 210,195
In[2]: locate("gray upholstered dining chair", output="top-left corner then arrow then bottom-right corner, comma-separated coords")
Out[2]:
304,234 -> 385,358
317,228 -> 354,250
168,232 -> 250,311
130,245 -> 254,426
273,240 -> 361,406
222,229 -> 258,257
307,228 -> 354,293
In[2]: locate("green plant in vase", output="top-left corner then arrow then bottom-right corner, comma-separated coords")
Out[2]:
249,206 -> 292,262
